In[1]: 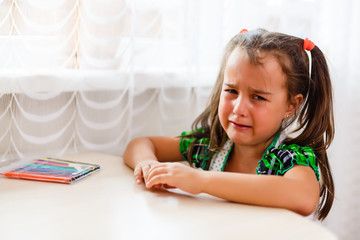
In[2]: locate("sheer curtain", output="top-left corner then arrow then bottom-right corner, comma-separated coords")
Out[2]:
0,0 -> 359,239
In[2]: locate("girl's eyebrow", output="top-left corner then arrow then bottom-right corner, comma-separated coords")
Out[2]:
223,82 -> 236,87
251,87 -> 273,95
223,83 -> 273,95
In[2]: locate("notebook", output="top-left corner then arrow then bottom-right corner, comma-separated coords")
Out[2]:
0,158 -> 100,184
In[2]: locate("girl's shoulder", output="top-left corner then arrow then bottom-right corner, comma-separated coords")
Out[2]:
256,143 -> 319,181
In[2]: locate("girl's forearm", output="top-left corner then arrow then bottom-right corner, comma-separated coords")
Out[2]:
123,137 -> 158,169
123,136 -> 183,169
199,170 -> 319,216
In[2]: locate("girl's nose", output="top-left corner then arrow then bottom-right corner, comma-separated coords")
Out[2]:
233,95 -> 248,117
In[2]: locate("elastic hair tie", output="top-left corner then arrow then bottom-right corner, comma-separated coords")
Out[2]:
239,29 -> 248,34
303,37 -> 314,78
303,37 -> 315,51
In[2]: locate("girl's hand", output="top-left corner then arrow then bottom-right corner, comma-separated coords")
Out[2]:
134,160 -> 160,185
145,162 -> 203,194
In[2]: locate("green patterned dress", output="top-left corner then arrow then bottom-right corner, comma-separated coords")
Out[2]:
179,129 -> 319,180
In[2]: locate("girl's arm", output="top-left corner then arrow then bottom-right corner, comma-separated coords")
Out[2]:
123,136 -> 183,184
145,163 -> 320,216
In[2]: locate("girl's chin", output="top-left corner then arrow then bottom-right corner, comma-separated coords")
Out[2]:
226,132 -> 251,143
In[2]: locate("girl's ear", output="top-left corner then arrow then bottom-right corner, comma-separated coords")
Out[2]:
284,94 -> 303,119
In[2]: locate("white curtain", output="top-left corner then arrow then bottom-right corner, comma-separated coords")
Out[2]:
0,0 -> 359,239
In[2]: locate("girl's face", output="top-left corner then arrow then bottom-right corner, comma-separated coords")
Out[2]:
218,48 -> 296,147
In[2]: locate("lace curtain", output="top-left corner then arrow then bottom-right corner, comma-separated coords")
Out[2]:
0,0 -> 359,239
0,0 -> 212,158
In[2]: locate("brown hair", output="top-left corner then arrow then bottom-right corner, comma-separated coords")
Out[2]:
185,29 -> 335,220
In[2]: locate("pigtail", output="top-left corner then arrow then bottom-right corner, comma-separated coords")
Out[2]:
287,45 -> 335,221
306,46 -> 335,221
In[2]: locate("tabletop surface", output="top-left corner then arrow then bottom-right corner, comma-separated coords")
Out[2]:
0,152 -> 337,240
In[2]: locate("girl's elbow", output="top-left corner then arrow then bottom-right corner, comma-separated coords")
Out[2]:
296,203 -> 317,217
294,195 -> 319,216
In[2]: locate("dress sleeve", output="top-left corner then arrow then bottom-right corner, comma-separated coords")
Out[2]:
179,129 -> 211,170
256,144 -> 319,181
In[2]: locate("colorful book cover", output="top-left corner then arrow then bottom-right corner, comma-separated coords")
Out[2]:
0,158 -> 100,184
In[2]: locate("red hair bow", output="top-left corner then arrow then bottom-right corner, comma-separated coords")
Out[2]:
303,37 -> 315,51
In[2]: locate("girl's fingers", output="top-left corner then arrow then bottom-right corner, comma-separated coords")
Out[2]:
145,164 -> 170,189
134,166 -> 143,184
154,183 -> 163,189
143,165 -> 156,184
146,164 -> 167,181
146,176 -> 159,189
146,172 -> 169,189
134,161 -> 157,185
137,162 -> 179,189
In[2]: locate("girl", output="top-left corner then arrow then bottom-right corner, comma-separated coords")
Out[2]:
123,28 -> 334,221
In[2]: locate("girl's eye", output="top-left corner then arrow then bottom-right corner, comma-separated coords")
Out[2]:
253,95 -> 266,101
225,89 -> 238,94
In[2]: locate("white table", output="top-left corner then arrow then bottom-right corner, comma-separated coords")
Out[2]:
0,152 -> 337,240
